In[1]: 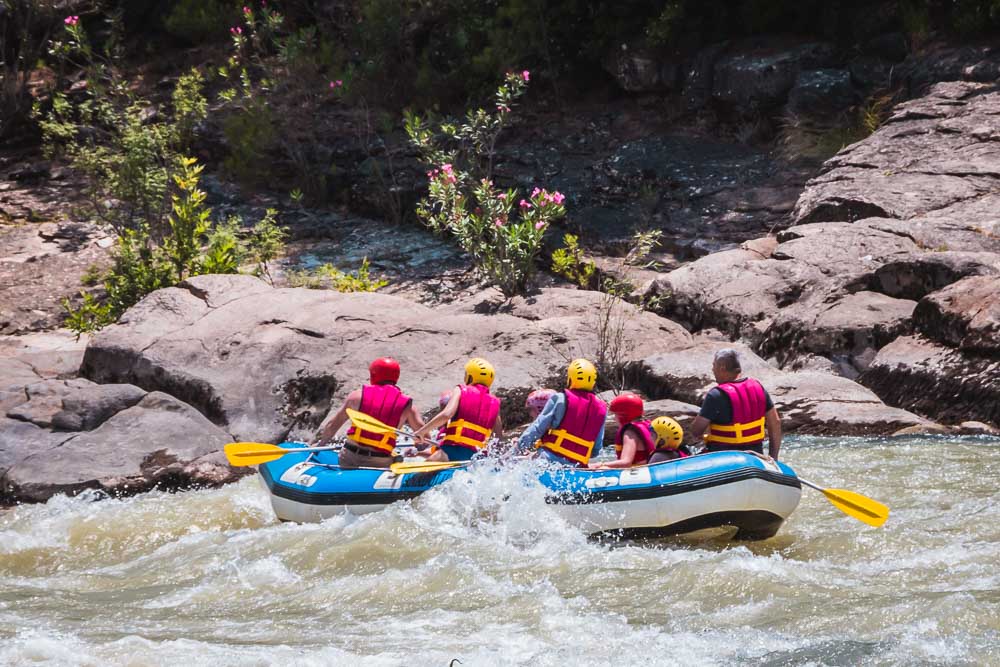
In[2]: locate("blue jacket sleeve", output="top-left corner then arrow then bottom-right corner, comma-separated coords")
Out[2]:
517,393 -> 564,452
592,414 -> 604,457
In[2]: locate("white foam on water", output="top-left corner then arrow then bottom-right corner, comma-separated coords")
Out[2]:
2,437 -> 1000,664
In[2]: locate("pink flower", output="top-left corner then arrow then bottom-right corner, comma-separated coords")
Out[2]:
494,219 -> 504,227
441,164 -> 453,173
496,104 -> 510,112
230,26 -> 242,35
531,187 -> 541,198
64,15 -> 79,26
535,221 -> 546,230
497,193 -> 507,200
329,80 -> 343,89
522,70 -> 530,82
243,6 -> 251,15
519,199 -> 531,209
552,191 -> 565,204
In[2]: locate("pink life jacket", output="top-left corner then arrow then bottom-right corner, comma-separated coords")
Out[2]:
440,384 -> 501,451
539,389 -> 608,465
346,383 -> 412,453
614,420 -> 657,465
706,378 -> 767,447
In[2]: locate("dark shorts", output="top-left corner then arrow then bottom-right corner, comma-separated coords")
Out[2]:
704,443 -> 764,455
438,445 -> 477,461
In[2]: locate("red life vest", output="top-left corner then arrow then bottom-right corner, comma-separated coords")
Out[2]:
346,383 -> 412,454
539,389 -> 608,465
614,420 -> 657,465
705,378 -> 767,447
440,384 -> 501,451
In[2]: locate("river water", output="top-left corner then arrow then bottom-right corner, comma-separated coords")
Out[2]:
2,435 -> 998,666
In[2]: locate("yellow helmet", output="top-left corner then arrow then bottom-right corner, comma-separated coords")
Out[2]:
651,416 -> 684,450
566,358 -> 597,391
464,358 -> 495,387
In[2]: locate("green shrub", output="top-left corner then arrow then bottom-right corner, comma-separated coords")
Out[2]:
551,233 -> 597,288
406,72 -> 566,297
172,68 -> 208,148
63,156 -> 287,335
287,258 -> 388,292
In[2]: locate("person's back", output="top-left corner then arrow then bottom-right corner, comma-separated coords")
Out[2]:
314,357 -> 424,469
413,358 -> 503,462
690,349 -> 782,460
520,359 -> 607,467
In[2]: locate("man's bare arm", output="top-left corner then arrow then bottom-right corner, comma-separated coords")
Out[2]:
764,407 -> 782,460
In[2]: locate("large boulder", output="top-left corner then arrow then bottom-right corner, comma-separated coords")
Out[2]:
871,251 -> 1000,301
913,275 -> 1000,355
82,275 -> 693,443
649,223 -> 919,347
631,338 -> 932,435
757,291 -> 916,376
792,82 -> 1000,225
2,391 -> 237,504
862,335 -> 1000,426
0,374 -> 240,504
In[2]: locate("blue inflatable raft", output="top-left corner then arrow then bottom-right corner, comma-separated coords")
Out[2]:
258,445 -> 802,540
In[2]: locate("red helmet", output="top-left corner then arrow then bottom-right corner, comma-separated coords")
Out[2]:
609,393 -> 644,424
369,357 -> 400,385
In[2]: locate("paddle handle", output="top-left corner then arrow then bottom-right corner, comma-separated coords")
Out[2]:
232,444 -> 341,458
797,478 -> 825,492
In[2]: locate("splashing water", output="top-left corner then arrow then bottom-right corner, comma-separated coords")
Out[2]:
2,436 -> 999,666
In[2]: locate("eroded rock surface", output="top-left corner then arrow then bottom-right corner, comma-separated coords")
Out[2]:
82,274 -> 694,444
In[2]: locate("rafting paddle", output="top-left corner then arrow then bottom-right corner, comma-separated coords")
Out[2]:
224,442 -> 341,467
799,478 -> 889,527
389,460 -> 470,474
345,407 -> 414,438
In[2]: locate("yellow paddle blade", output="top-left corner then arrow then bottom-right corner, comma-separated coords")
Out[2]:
346,407 -> 394,434
389,460 -> 469,475
822,488 -> 889,527
224,442 -> 287,467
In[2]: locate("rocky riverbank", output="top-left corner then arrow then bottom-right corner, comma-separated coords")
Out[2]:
2,40 -> 998,504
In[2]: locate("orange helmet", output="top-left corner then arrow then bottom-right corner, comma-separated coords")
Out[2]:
609,394 -> 644,424
369,357 -> 400,385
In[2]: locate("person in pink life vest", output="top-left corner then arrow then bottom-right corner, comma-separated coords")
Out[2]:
690,348 -> 782,460
516,359 -> 608,467
411,358 -> 503,462
313,357 -> 425,469
590,394 -> 691,469
590,393 -> 652,469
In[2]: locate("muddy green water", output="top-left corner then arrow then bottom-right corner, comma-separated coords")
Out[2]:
2,436 -> 999,666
